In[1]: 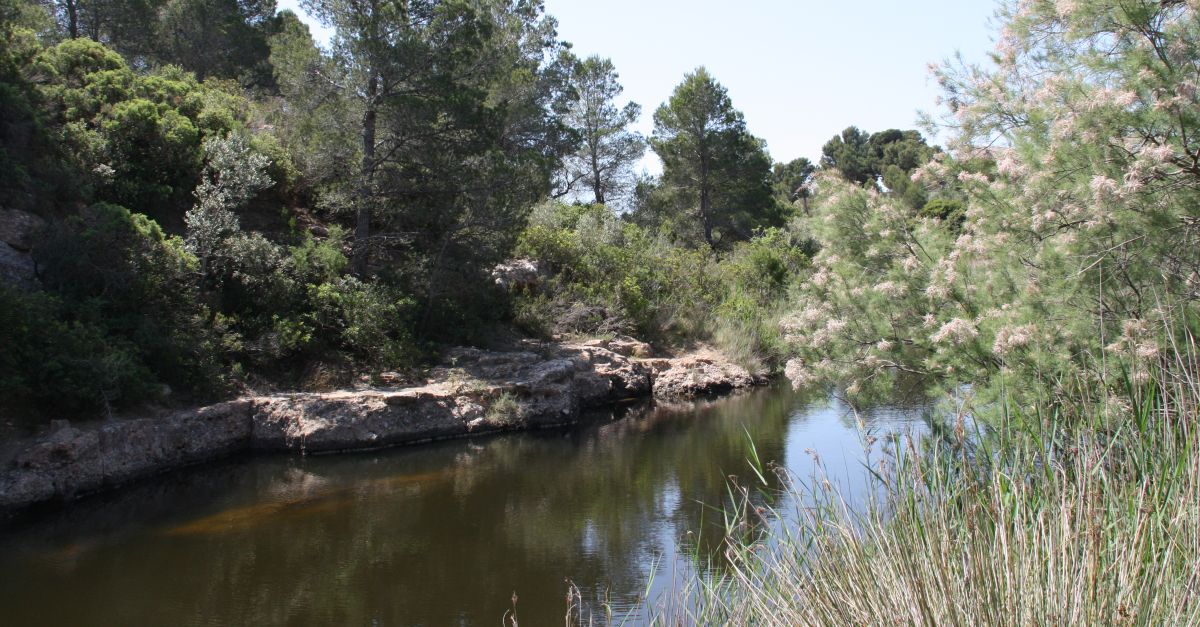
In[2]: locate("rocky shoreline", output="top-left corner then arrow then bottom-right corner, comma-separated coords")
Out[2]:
0,339 -> 765,515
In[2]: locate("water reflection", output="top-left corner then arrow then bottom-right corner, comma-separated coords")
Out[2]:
0,384 -> 928,626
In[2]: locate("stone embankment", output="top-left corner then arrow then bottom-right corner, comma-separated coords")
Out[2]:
0,339 -> 764,514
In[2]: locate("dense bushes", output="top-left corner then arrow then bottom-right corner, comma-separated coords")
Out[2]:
1,198 -> 424,419
31,38 -> 249,223
512,201 -> 810,369
0,25 -> 436,422
5,203 -> 211,413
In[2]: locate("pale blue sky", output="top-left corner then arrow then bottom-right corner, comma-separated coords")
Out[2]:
278,0 -> 999,171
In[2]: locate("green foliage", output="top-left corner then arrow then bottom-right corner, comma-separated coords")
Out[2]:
310,277 -> 418,367
771,157 -> 815,207
0,25 -> 67,211
290,225 -> 348,281
919,197 -> 964,226
819,126 -> 875,185
558,54 -> 644,206
42,0 -> 276,85
0,285 -> 159,414
721,228 -> 811,302
103,98 -> 202,212
1,0 -> 53,34
513,201 -> 808,367
156,0 -> 276,84
249,131 -> 299,193
24,202 -> 222,409
782,0 -> 1200,416
26,37 -> 251,221
484,391 -> 522,428
274,0 -> 572,341
647,67 -> 780,249
820,125 -> 935,206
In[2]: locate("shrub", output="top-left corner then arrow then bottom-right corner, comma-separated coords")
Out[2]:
511,201 -> 809,367
484,391 -> 522,428
0,285 -> 159,416
310,277 -> 419,368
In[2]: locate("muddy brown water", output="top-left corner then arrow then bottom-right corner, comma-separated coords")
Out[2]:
0,385 -> 928,625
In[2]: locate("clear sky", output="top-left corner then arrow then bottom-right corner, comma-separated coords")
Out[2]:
278,0 -> 1000,171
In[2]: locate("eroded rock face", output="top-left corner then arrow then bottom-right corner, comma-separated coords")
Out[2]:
0,208 -> 45,252
252,389 -> 463,449
0,208 -> 44,290
0,340 -> 761,514
247,341 -> 656,454
579,336 -> 653,358
0,243 -> 36,289
651,355 -> 763,399
0,401 -> 254,512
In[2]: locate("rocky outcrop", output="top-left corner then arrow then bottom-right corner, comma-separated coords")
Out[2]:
650,352 -> 766,399
0,341 -> 761,514
491,258 -> 542,292
0,243 -> 36,289
578,335 -> 653,358
1,401 -> 255,512
0,208 -> 44,251
250,342 -> 652,453
0,208 -> 45,289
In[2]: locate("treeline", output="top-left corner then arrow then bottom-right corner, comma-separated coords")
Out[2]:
0,0 -> 946,424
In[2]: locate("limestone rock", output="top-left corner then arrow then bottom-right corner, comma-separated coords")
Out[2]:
0,400 -> 254,512
0,208 -> 45,251
0,242 -> 36,288
651,355 -> 762,400
580,336 -> 653,358
491,258 -> 541,292
0,208 -> 46,290
0,338 -> 756,515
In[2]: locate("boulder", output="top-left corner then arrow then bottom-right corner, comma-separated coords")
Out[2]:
0,242 -> 37,289
0,208 -> 45,290
0,208 -> 45,251
565,345 -> 653,402
651,355 -> 761,399
580,336 -> 653,358
491,258 -> 541,292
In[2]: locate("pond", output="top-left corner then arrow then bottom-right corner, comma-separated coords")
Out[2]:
0,384 -> 929,625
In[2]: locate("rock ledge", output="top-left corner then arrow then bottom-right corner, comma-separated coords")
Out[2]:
0,341 -> 764,514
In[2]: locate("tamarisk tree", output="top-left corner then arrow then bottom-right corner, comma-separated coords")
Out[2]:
782,0 -> 1200,408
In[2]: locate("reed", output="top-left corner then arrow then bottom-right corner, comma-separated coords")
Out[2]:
646,343 -> 1200,626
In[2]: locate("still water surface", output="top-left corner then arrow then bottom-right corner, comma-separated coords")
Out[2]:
0,385 -> 928,625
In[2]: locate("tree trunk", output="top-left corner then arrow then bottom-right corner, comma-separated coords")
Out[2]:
352,73 -> 379,277
66,0 -> 79,38
590,146 -> 605,205
699,146 -> 714,249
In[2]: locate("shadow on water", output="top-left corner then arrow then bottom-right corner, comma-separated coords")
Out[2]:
0,383 -> 930,626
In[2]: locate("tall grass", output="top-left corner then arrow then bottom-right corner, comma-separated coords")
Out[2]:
645,344 -> 1200,625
